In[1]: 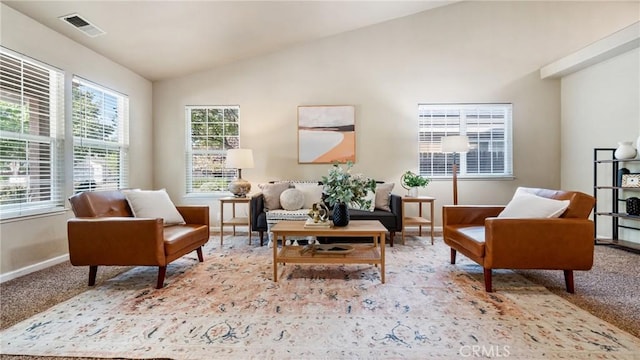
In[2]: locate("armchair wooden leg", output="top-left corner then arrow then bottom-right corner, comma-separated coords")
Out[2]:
196,247 -> 204,262
390,232 -> 395,247
156,266 -> 167,289
88,265 -> 98,286
450,248 -> 457,264
483,268 -> 493,292
563,270 -> 575,293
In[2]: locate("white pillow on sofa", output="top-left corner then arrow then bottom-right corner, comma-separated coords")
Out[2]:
280,188 -> 305,211
122,189 -> 185,226
293,183 -> 323,209
498,192 -> 570,218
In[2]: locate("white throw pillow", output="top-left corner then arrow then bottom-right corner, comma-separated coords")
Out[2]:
280,188 -> 305,211
123,189 -> 186,226
498,192 -> 570,218
293,183 -> 323,209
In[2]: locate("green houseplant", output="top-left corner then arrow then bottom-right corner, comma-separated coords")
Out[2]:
401,171 -> 430,197
322,161 -> 376,226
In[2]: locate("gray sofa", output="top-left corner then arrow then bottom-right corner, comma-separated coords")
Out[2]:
250,192 -> 403,246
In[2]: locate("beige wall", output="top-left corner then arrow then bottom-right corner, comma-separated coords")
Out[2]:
154,1 -> 639,226
0,4 -> 153,278
561,47 -> 640,242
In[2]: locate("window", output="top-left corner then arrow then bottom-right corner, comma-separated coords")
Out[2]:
185,106 -> 239,194
72,77 -> 129,193
0,48 -> 65,218
418,103 -> 513,178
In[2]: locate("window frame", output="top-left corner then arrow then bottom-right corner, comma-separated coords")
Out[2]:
418,103 -> 513,180
71,76 -> 129,193
185,105 -> 240,195
0,47 -> 65,219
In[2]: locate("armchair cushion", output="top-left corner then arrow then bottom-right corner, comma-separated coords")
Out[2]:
498,191 -> 570,219
122,189 -> 185,226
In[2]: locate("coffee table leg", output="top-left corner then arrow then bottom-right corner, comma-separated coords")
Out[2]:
273,232 -> 278,282
380,232 -> 386,284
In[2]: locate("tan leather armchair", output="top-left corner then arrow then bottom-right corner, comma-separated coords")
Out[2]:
443,187 -> 595,293
67,190 -> 210,289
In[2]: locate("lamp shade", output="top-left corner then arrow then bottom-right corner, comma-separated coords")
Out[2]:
225,149 -> 254,169
441,136 -> 470,153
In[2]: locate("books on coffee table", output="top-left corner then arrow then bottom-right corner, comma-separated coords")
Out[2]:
304,218 -> 332,228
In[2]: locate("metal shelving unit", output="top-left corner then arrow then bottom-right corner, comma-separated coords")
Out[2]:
593,148 -> 640,251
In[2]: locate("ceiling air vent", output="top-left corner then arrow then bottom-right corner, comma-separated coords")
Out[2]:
59,13 -> 105,37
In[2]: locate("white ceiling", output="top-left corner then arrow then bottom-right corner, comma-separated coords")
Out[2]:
4,1 -> 455,82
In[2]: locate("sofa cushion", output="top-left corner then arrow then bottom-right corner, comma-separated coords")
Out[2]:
349,208 -> 397,230
374,183 -> 394,212
445,225 -> 486,259
498,191 -> 570,218
122,189 -> 185,226
259,182 -> 291,210
293,182 -> 323,209
280,188 -> 305,211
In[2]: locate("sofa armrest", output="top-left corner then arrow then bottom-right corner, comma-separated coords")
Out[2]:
250,193 -> 265,229
388,194 -> 403,231
177,206 -> 210,227
67,217 -> 166,266
443,205 -> 504,226
484,217 -> 594,269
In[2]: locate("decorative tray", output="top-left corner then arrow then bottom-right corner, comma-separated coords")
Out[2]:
299,244 -> 354,255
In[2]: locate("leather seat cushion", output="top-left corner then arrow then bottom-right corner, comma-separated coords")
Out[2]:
164,224 -> 209,256
445,225 -> 486,258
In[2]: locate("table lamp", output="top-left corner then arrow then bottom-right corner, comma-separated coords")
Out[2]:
441,136 -> 469,205
225,148 -> 254,197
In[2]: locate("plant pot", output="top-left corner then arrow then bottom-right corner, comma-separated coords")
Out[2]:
332,203 -> 350,227
408,187 -> 419,197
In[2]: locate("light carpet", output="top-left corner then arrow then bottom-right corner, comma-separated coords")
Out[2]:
1,236 -> 639,359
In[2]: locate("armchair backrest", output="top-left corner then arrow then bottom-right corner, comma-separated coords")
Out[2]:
69,190 -> 133,218
519,187 -> 595,219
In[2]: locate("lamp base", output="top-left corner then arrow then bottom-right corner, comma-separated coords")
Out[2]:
229,178 -> 251,197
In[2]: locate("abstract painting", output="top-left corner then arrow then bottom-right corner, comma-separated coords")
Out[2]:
298,105 -> 356,164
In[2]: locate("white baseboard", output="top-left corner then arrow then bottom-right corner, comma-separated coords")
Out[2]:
0,253 -> 69,284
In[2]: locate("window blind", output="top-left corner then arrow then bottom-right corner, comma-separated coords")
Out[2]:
0,47 -> 65,218
72,77 -> 129,193
185,106 -> 239,194
418,103 -> 513,178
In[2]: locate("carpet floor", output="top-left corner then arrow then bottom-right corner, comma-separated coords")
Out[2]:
1,235 -> 639,359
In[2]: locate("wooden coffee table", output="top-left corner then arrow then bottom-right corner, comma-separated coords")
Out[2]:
270,220 -> 387,283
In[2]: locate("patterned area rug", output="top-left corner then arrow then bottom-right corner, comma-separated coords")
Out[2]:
1,235 -> 639,359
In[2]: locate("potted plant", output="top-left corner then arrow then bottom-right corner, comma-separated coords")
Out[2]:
322,161 -> 376,226
401,171 -> 430,197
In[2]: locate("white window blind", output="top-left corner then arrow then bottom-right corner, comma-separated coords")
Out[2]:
418,103 -> 513,178
0,47 -> 65,219
185,106 -> 239,194
72,77 -> 129,193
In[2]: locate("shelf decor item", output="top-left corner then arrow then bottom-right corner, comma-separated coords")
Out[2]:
621,174 -> 640,188
321,161 -> 376,227
401,171 -> 430,197
614,141 -> 636,160
626,197 -> 640,216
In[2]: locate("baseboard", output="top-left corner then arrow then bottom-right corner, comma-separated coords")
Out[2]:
0,253 -> 69,284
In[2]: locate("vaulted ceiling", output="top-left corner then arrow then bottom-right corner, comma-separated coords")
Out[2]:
4,1 -> 456,81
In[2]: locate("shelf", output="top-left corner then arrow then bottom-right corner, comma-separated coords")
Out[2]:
595,212 -> 640,220
595,159 -> 640,164
595,238 -> 640,251
595,186 -> 640,190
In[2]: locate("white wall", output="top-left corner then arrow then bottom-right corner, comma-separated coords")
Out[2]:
561,47 -> 640,242
154,1 -> 639,226
0,4 -> 153,278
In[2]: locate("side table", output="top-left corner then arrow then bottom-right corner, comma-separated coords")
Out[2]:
219,196 -> 251,245
401,196 -> 435,245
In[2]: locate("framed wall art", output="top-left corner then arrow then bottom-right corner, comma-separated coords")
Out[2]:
621,174 -> 640,188
298,105 -> 356,164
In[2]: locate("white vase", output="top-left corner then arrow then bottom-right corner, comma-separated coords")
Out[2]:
615,141 -> 636,160
408,187 -> 419,197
